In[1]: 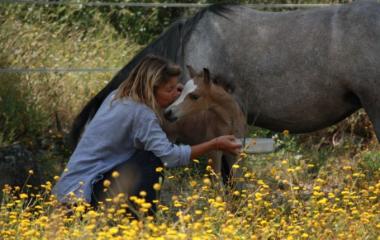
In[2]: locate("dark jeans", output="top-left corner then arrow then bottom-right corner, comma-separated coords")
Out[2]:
91,150 -> 163,217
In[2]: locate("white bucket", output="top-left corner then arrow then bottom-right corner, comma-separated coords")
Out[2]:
237,137 -> 275,153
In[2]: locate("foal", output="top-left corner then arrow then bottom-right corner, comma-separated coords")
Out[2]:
163,66 -> 246,186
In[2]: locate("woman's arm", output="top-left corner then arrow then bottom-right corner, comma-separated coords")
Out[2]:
190,135 -> 242,159
133,106 -> 241,167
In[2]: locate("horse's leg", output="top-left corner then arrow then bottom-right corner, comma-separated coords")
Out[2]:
367,110 -> 380,141
359,94 -> 380,141
222,154 -> 244,190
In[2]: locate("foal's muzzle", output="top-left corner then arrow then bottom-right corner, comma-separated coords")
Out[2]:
164,109 -> 178,122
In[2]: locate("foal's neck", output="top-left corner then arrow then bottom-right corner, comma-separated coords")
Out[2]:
209,86 -> 245,126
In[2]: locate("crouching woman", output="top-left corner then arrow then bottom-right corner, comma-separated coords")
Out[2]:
52,55 -> 241,217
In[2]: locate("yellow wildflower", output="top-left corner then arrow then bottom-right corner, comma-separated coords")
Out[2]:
19,193 -> 28,199
103,179 -> 111,188
153,183 -> 161,191
112,171 -> 120,178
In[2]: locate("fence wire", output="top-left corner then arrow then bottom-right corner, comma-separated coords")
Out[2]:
0,67 -> 120,73
0,1 -> 340,9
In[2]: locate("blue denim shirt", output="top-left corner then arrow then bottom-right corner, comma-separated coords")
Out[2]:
52,90 -> 191,203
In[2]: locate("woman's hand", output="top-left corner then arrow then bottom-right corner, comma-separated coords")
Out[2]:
190,135 -> 242,159
213,135 -> 242,155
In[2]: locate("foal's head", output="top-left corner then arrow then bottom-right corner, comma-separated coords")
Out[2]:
164,65 -> 232,122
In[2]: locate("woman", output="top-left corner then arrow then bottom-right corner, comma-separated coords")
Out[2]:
52,55 -> 241,214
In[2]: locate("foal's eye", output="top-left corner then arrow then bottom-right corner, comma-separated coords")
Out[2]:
189,93 -> 199,100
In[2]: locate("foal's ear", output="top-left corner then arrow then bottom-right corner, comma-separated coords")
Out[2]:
186,65 -> 197,79
203,68 -> 211,85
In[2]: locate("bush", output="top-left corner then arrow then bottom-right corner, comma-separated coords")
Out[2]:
0,59 -> 47,145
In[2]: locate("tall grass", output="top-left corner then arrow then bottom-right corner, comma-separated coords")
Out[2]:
0,10 -> 141,146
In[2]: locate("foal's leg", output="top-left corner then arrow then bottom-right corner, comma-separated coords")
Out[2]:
222,154 -> 244,190
207,151 -> 224,186
92,151 -> 163,217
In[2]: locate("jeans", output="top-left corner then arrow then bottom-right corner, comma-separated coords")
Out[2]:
91,150 -> 163,217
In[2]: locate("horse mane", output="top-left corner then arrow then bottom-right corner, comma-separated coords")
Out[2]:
69,4 -> 236,149
182,4 -> 235,43
212,75 -> 236,94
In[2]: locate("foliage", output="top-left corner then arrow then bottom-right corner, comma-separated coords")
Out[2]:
0,0 -> 353,45
0,60 -> 47,145
0,0 -> 191,45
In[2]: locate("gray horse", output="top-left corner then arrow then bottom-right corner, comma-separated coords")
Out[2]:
71,0 -> 380,147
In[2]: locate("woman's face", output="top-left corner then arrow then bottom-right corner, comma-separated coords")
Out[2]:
155,76 -> 182,108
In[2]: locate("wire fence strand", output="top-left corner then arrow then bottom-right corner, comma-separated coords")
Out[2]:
0,67 -> 120,73
0,0 -> 340,8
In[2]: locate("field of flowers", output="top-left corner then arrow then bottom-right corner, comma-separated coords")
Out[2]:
1,132 -> 380,239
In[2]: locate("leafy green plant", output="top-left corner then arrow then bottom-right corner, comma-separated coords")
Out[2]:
359,150 -> 380,177
0,60 -> 47,146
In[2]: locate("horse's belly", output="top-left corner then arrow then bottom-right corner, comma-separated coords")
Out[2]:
250,91 -> 361,133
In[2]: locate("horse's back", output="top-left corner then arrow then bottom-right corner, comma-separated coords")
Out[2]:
186,0 -> 380,74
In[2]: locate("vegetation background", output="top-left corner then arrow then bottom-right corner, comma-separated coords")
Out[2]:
0,0 -> 365,182
0,1 -> 379,239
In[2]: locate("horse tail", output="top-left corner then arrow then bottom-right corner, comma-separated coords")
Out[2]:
69,97 -> 97,149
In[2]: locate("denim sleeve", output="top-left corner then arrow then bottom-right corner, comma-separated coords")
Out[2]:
133,110 -> 191,168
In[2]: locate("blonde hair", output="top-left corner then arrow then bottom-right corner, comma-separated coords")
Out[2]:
114,55 -> 181,119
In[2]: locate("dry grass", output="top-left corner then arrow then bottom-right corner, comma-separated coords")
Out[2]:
0,13 -> 141,145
